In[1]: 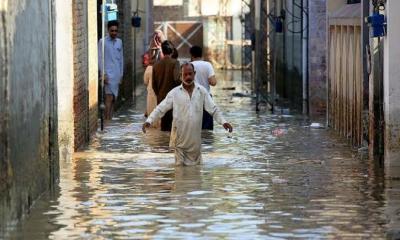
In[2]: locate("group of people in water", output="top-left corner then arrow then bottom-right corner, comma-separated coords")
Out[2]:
99,22 -> 232,166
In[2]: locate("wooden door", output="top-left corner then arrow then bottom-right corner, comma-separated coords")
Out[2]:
154,21 -> 203,60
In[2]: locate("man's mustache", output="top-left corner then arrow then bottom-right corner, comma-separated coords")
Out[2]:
183,79 -> 194,85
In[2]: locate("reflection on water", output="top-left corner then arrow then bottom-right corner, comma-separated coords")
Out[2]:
4,71 -> 398,239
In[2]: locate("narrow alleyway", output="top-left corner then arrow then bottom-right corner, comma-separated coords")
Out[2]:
6,71 -> 396,239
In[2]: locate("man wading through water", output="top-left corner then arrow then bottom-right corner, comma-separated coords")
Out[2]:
98,20 -> 124,122
142,63 -> 233,165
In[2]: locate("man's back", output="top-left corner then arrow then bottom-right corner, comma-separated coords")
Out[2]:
152,57 -> 180,103
191,60 -> 214,92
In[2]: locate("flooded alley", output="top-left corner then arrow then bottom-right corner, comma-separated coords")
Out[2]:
4,71 -> 399,239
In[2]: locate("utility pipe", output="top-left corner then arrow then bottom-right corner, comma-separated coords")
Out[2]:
255,0 -> 260,111
302,0 -> 308,115
100,0 -> 106,130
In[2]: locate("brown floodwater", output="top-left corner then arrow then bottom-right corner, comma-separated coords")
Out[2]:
3,71 -> 400,239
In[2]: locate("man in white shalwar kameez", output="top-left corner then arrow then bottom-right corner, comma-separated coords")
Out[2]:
143,63 -> 233,165
98,20 -> 124,120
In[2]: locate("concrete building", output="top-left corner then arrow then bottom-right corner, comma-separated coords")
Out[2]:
0,0 -> 152,227
325,0 -> 400,178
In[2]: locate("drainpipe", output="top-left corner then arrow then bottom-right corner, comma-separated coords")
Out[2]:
100,0 -> 106,130
145,0 -> 150,50
133,1 -> 139,102
255,0 -> 261,111
325,1 -> 329,128
302,0 -> 308,115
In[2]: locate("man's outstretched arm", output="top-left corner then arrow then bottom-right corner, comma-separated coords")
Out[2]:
142,92 -> 173,133
204,92 -> 232,132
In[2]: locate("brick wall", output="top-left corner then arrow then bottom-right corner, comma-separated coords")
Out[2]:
73,0 -> 89,150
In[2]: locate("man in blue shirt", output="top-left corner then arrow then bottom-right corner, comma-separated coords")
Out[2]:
98,20 -> 124,121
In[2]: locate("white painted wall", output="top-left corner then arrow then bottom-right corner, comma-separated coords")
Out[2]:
88,0 -> 98,124
327,0 -> 347,13
55,0 -> 74,162
232,16 -> 242,65
384,0 -> 400,177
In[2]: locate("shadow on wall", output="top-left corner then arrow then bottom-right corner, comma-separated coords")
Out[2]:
275,58 -> 303,112
0,7 -> 12,200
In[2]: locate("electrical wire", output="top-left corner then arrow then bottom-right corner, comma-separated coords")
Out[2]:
284,0 -> 308,34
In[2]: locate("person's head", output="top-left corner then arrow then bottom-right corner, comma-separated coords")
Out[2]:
190,45 -> 202,59
142,53 -> 150,68
150,30 -> 166,49
154,30 -> 166,42
161,40 -> 174,56
181,62 -> 196,87
172,48 -> 179,59
107,20 -> 119,39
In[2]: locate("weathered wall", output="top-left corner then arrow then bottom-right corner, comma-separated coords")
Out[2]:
154,5 -> 184,21
384,0 -> 400,177
153,4 -> 200,22
130,0 -> 151,97
327,0 -> 347,12
56,0 -> 74,162
0,2 -> 9,196
0,0 -> 57,229
144,0 -> 154,51
88,0 -> 98,135
112,0 -> 148,103
308,0 -> 327,117
117,0 -> 133,102
266,0 -> 303,110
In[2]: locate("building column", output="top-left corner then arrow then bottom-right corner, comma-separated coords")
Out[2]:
308,0 -> 327,118
88,0 -> 98,135
56,0 -> 74,161
384,0 -> 400,177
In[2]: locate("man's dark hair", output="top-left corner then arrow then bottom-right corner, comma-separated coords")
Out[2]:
107,20 -> 119,29
190,46 -> 202,58
161,40 -> 174,55
172,48 -> 179,59
181,62 -> 195,72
